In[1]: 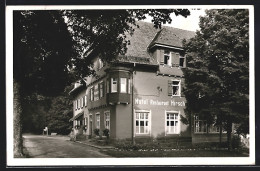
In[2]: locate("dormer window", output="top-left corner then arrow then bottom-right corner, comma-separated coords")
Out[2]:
97,58 -> 104,70
164,51 -> 171,66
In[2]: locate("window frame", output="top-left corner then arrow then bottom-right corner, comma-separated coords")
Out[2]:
111,78 -> 118,93
164,50 -> 171,66
134,110 -> 151,135
179,55 -> 185,68
90,86 -> 94,101
171,80 -> 181,97
128,78 -> 131,94
98,58 -> 103,70
84,95 -> 87,107
165,111 -> 180,135
194,115 -> 207,133
81,97 -> 84,108
99,81 -> 104,98
104,111 -> 110,130
77,99 -> 80,109
120,78 -> 127,93
96,113 -> 100,129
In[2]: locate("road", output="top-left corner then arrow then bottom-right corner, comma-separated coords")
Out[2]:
23,134 -> 110,158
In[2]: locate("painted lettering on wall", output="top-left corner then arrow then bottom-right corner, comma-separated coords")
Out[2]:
135,98 -> 185,106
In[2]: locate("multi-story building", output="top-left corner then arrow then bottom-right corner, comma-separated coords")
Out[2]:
69,21 -> 227,143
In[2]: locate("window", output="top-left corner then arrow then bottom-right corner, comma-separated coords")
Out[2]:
104,111 -> 110,129
128,79 -> 131,94
168,80 -> 181,96
77,99 -> 80,109
99,82 -> 104,98
74,101 -> 77,111
90,87 -> 94,101
135,111 -> 150,134
84,95 -> 87,107
94,84 -> 99,101
166,112 -> 180,134
96,114 -> 100,129
179,55 -> 185,67
164,50 -> 171,65
120,78 -> 127,93
194,115 -> 207,133
98,58 -> 103,70
111,78 -> 118,93
81,97 -> 84,108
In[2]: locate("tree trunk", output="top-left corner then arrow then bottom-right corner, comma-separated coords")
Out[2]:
226,120 -> 233,151
13,78 -> 23,157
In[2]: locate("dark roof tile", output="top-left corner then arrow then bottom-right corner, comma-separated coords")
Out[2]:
123,21 -> 195,64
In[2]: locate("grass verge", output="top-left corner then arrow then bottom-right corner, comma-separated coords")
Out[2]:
101,149 -> 249,157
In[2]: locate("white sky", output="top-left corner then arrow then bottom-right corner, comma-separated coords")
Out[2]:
144,9 -> 206,32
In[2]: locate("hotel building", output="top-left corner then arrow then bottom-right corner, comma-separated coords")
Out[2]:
69,21 -> 227,143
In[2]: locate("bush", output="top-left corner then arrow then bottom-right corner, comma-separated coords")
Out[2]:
232,135 -> 241,149
114,140 -> 160,151
103,129 -> 109,138
94,128 -> 100,136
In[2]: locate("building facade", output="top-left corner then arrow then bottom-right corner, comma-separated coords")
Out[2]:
69,22 -> 227,143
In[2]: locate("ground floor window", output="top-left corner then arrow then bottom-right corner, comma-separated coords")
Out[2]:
166,112 -> 180,134
104,111 -> 110,129
194,115 -> 226,133
135,110 -> 150,134
194,115 -> 207,133
96,113 -> 100,129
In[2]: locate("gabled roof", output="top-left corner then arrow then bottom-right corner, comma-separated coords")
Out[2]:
122,21 -> 195,65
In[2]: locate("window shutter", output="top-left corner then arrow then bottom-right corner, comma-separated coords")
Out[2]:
168,80 -> 172,96
171,52 -> 175,67
160,50 -> 164,64
172,52 -> 179,67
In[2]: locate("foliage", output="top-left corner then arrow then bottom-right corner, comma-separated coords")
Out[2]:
103,129 -> 110,138
94,128 -> 100,136
182,9 -> 249,150
46,85 -> 74,135
231,135 -> 242,149
14,10 -> 76,97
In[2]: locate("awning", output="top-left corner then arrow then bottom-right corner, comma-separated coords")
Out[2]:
69,112 -> 84,122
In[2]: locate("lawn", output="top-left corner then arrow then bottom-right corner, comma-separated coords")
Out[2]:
101,149 -> 249,157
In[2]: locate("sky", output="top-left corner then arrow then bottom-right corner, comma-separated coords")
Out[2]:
144,9 -> 206,32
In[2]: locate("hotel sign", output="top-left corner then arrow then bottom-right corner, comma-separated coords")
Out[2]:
135,98 -> 185,107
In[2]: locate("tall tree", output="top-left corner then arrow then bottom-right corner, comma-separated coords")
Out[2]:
46,85 -> 74,135
13,9 -> 190,157
13,10 -> 76,157
182,9 -> 249,150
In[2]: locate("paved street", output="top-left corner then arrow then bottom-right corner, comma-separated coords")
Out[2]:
23,134 -> 111,158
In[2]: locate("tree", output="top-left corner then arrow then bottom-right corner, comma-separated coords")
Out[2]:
46,85 -> 74,135
13,9 -> 190,157
13,10 -> 76,157
182,9 -> 249,150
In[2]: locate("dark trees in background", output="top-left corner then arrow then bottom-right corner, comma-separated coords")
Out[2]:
182,9 -> 249,150
13,9 -> 190,157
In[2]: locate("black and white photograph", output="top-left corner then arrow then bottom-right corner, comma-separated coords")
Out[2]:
6,4 -> 255,166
